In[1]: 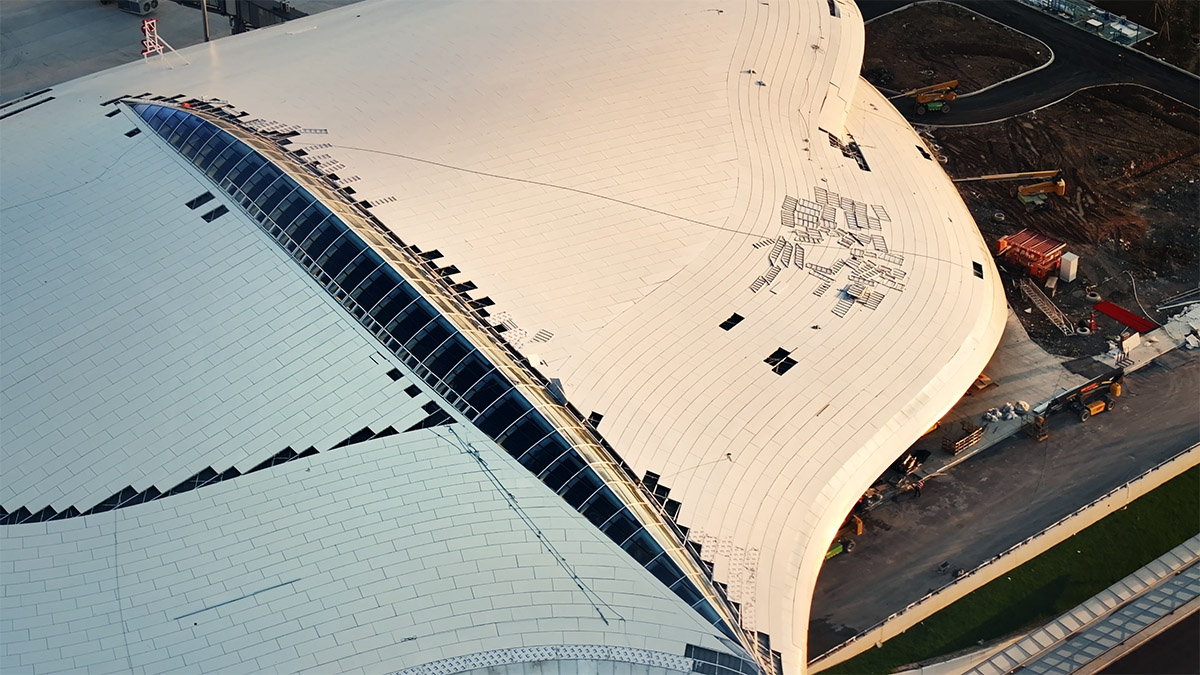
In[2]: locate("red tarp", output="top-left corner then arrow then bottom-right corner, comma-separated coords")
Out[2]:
1093,301 -> 1159,334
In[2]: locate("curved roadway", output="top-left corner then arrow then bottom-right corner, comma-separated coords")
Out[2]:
856,0 -> 1200,126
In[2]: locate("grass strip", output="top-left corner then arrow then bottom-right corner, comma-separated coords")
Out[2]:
824,465 -> 1199,675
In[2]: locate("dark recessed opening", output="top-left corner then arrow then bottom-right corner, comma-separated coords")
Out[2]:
373,426 -> 399,439
200,205 -> 229,222
973,261 -> 984,279
386,368 -> 402,381
719,313 -> 745,330
916,145 -> 931,160
587,411 -> 604,427
124,128 -> 142,137
331,427 -> 375,449
404,410 -> 454,432
765,348 -> 791,366
421,401 -> 443,414
104,109 -> 121,118
403,384 -> 421,397
185,192 -> 215,210
772,356 -> 798,375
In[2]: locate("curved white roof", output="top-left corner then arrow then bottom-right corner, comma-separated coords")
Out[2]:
0,427 -> 746,673
1,0 -> 1006,672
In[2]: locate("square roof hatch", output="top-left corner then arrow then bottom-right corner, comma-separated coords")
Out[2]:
765,348 -> 797,375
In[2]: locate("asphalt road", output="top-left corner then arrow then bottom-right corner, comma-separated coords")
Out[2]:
856,0 -> 1200,126
808,353 -> 1200,658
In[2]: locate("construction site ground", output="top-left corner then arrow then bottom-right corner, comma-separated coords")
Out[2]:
807,352 -> 1200,658
1096,0 -> 1200,76
931,84 -> 1199,357
862,1 -> 1050,94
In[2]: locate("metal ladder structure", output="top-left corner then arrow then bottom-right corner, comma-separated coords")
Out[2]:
1020,277 -> 1074,335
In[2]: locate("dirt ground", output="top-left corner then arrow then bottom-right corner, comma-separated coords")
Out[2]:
930,85 -> 1199,357
862,2 -> 1050,94
1096,0 -> 1200,77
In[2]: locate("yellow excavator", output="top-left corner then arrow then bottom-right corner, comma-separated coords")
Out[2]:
953,170 -> 1067,210
901,80 -> 958,116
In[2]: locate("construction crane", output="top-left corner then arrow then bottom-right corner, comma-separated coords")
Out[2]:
899,80 -> 958,115
953,170 -> 1067,210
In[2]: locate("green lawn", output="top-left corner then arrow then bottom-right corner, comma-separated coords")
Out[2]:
823,466 -> 1199,675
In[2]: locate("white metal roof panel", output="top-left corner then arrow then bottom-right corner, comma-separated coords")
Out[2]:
0,426 -> 742,674
0,98 -> 436,514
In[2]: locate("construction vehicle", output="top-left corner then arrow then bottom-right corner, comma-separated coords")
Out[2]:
953,170 -> 1067,210
1045,368 -> 1125,425
825,514 -> 863,559
900,80 -> 959,116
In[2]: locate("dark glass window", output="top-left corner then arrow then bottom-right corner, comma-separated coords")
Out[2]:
474,390 -> 527,438
601,510 -> 640,547
670,573 -> 705,607
692,600 -> 726,630
224,152 -> 266,187
146,106 -> 174,131
298,218 -> 344,261
283,203 -> 330,241
256,176 -> 298,214
495,407 -> 553,458
424,334 -> 472,378
541,450 -> 586,492
559,469 -> 603,508
194,131 -> 233,171
463,370 -> 513,416
443,352 -> 492,397
336,251 -> 383,294
580,487 -> 623,528
518,436 -> 568,475
240,165 -> 282,202
405,318 -> 455,361
167,113 -> 202,148
157,111 -> 187,139
269,189 -> 310,227
206,141 -> 251,182
385,299 -> 437,345
646,551 -> 686,588
370,284 -> 421,325
180,123 -> 217,161
623,528 -> 663,565
316,233 -> 365,277
348,265 -> 398,311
